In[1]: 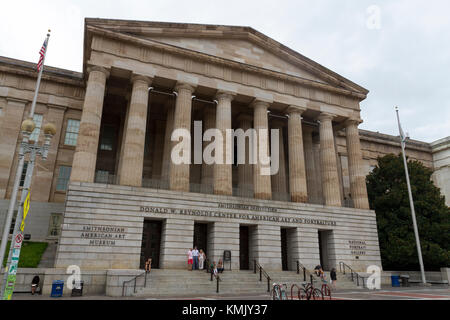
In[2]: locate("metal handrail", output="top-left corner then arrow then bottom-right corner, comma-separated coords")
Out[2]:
296,260 -> 316,285
122,271 -> 148,297
339,261 -> 366,288
253,260 -> 271,292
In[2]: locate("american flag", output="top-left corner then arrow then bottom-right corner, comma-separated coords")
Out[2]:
36,39 -> 48,72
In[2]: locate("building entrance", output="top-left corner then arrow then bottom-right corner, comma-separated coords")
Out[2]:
318,230 -> 332,271
239,226 -> 250,270
193,223 -> 208,255
281,228 -> 288,271
140,220 -> 162,269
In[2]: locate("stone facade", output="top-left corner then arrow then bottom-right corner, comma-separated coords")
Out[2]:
0,19 -> 448,274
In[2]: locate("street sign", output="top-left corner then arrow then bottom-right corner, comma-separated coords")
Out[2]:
20,192 -> 30,232
3,233 -> 24,300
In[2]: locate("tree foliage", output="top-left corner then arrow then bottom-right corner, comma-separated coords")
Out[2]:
366,154 -> 450,271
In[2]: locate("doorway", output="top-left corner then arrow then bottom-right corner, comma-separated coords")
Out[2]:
140,220 -> 162,269
239,226 -> 250,270
318,230 -> 332,271
281,228 -> 288,271
193,223 -> 208,255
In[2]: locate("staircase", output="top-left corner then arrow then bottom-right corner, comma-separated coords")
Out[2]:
130,268 -> 363,297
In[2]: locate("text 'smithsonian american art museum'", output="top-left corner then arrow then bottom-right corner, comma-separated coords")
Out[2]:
1,19 -> 449,293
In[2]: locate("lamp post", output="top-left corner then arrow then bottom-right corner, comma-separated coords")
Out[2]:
0,119 -> 56,299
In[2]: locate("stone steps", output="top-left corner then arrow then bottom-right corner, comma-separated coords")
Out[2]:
130,269 -> 363,297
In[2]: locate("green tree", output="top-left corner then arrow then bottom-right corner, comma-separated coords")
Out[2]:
366,154 -> 450,271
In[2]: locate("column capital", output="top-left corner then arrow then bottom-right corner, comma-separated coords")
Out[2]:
86,65 -> 110,78
302,124 -> 315,133
286,105 -> 307,115
249,99 -> 270,110
174,82 -> 196,93
317,112 -> 336,122
131,74 -> 153,86
47,104 -> 67,112
216,90 -> 236,101
344,118 -> 363,127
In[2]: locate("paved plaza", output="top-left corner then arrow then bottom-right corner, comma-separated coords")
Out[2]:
11,285 -> 450,301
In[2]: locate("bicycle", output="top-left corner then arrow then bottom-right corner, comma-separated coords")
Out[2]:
271,283 -> 288,300
299,281 -> 323,300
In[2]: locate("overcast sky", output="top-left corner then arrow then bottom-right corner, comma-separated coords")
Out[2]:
1,0 -> 449,142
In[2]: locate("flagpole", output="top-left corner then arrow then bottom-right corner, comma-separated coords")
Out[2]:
30,30 -> 50,117
0,30 -> 52,297
395,107 -> 426,284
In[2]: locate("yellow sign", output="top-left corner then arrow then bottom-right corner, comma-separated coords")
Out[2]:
20,192 -> 30,232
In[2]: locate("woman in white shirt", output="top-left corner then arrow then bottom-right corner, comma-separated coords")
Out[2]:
199,249 -> 206,270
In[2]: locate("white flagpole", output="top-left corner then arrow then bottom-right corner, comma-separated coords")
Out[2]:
395,107 -> 426,285
0,30 -> 51,296
30,30 -> 50,117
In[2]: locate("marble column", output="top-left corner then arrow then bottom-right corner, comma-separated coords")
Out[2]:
237,113 -> 253,197
270,119 -> 288,200
151,119 -> 165,180
70,66 -> 109,183
169,83 -> 195,192
303,125 -> 320,204
201,106 -> 216,193
214,91 -> 234,196
118,75 -> 152,186
161,100 -> 175,188
287,106 -> 308,203
318,113 -> 341,207
345,119 -> 370,209
252,100 -> 272,200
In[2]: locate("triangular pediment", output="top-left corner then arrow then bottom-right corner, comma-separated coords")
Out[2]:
84,18 -> 368,96
142,36 -> 328,83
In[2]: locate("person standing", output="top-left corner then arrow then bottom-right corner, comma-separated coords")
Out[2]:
330,268 -> 337,290
187,248 -> 193,271
192,246 -> 199,270
199,249 -> 205,270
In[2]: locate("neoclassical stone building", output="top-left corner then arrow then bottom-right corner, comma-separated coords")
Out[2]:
0,19 -> 448,274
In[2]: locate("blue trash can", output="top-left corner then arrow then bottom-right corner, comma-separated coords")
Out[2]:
391,275 -> 400,287
51,280 -> 64,297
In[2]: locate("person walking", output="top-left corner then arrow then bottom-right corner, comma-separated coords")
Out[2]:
192,246 -> 199,270
199,249 -> 205,270
330,268 -> 337,290
212,261 -> 218,279
187,248 -> 193,271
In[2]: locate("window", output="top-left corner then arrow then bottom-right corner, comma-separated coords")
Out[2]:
95,170 -> 110,183
100,125 -> 115,151
56,166 -> 72,191
64,119 -> 80,146
29,114 -> 43,141
48,213 -> 62,237
0,107 -> 3,116
20,162 -> 28,187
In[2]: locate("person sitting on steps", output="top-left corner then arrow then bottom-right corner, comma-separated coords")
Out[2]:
217,259 -> 224,273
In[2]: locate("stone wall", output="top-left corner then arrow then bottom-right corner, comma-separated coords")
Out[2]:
55,181 -> 382,272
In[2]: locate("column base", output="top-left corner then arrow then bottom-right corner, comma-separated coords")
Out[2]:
290,194 -> 308,203
254,192 -> 272,200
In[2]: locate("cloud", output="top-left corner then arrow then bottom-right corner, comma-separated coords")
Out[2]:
0,0 -> 448,142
